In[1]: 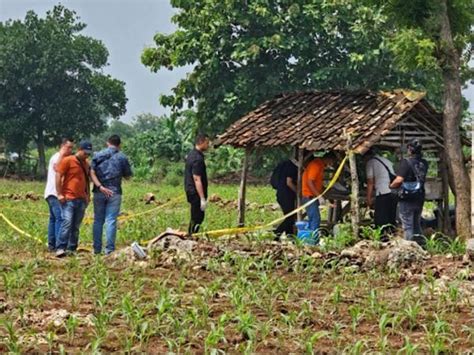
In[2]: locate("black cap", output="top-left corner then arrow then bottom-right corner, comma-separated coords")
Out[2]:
79,140 -> 93,154
407,139 -> 422,154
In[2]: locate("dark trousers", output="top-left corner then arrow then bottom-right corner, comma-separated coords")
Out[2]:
274,192 -> 296,236
187,193 -> 205,235
374,193 -> 398,230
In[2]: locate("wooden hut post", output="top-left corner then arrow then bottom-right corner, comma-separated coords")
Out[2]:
237,148 -> 251,227
346,132 -> 360,236
296,147 -> 304,221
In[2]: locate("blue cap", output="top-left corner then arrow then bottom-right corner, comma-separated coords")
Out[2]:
79,140 -> 93,154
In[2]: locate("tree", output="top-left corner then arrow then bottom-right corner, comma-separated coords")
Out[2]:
142,0 -> 432,135
373,0 -> 473,238
0,5 -> 127,177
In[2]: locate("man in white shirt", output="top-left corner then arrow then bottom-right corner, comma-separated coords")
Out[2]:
365,148 -> 398,231
44,138 -> 74,251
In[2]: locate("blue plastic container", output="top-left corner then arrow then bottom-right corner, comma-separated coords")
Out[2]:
295,221 -> 318,245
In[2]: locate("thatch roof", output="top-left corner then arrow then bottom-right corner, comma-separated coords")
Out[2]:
217,90 -> 445,154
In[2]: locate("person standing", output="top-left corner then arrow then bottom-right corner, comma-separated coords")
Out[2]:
90,135 -> 133,255
390,139 -> 428,243
44,138 -> 75,252
364,148 -> 398,232
184,133 -> 210,234
272,159 -> 298,236
55,140 -> 93,257
301,152 -> 337,232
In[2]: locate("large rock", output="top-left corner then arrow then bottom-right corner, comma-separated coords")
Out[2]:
466,238 -> 474,261
340,238 -> 430,269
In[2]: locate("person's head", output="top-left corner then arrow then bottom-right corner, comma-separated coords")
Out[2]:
107,134 -> 121,148
60,137 -> 75,156
322,151 -> 337,167
407,139 -> 422,157
77,140 -> 93,159
363,147 -> 377,162
195,133 -> 210,152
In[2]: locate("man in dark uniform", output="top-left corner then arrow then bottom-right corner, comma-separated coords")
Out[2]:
184,133 -> 210,234
273,159 -> 298,236
390,139 -> 428,243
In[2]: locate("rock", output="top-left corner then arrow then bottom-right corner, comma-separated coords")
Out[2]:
386,239 -> 429,269
148,230 -> 196,252
462,253 -> 472,265
466,239 -> 474,261
311,251 -> 323,259
208,194 -> 222,203
338,238 -> 429,270
143,193 -> 156,204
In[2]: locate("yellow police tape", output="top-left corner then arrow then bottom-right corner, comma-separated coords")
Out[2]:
82,196 -> 184,224
0,155 -> 348,248
0,213 -> 44,244
0,196 -> 185,249
192,154 -> 348,238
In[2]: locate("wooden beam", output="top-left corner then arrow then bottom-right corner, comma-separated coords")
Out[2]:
346,131 -> 360,236
237,148 -> 251,227
296,147 -> 304,221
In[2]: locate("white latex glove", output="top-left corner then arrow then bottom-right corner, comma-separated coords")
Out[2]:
200,198 -> 207,211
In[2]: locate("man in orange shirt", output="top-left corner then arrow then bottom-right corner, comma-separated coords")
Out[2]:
302,152 -> 337,232
55,140 -> 93,257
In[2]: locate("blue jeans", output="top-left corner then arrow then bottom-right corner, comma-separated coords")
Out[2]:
57,199 -> 87,251
302,197 -> 320,231
46,196 -> 62,250
399,200 -> 424,241
93,193 -> 122,254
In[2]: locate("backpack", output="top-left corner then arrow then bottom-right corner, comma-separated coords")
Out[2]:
398,158 -> 427,201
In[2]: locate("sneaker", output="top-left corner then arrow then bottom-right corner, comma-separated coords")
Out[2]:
55,249 -> 66,258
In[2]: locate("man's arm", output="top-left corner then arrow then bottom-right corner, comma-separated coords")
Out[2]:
308,179 -> 321,197
390,176 -> 404,189
55,172 -> 65,203
193,175 -> 205,200
122,157 -> 133,179
286,177 -> 297,193
366,178 -> 375,208
90,169 -> 113,198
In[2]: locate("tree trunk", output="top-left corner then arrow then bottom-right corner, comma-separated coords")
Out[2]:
439,0 -> 471,240
36,127 -> 47,179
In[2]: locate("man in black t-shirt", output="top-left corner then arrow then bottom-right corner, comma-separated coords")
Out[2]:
184,133 -> 209,234
390,139 -> 428,243
273,159 -> 298,236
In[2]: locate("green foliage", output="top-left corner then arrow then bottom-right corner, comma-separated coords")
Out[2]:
142,0 -> 427,134
0,5 -> 127,174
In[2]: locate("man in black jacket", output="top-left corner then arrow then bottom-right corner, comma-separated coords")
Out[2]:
273,159 -> 298,237
390,139 -> 428,243
184,133 -> 209,234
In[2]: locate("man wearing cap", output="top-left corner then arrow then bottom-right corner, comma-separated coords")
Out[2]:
55,140 -> 93,257
390,139 -> 428,243
90,134 -> 133,255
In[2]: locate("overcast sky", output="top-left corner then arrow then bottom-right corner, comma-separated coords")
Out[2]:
1,0 -> 472,123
